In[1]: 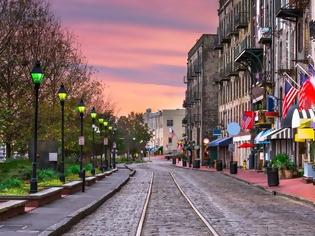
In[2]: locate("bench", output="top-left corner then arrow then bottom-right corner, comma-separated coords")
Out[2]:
62,181 -> 82,195
85,176 -> 97,186
0,200 -> 26,220
26,187 -> 63,207
96,173 -> 106,181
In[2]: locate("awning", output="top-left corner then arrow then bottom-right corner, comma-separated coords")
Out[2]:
267,128 -> 292,140
282,105 -> 315,128
238,142 -> 255,148
255,129 -> 273,144
208,137 -> 233,147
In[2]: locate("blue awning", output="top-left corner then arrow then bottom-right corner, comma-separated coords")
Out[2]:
209,137 -> 233,147
255,129 -> 273,144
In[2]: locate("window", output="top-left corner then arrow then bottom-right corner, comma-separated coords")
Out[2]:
167,120 -> 173,127
168,137 -> 172,144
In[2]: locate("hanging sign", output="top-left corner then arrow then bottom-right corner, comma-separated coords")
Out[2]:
79,136 -> 85,145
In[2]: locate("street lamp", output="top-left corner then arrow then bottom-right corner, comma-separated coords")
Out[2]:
98,117 -> 104,171
58,84 -> 67,183
90,107 -> 97,176
103,120 -> 109,170
112,142 -> 117,169
30,61 -> 45,193
77,99 -> 86,178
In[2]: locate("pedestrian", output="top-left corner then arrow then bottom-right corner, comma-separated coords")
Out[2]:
242,159 -> 247,171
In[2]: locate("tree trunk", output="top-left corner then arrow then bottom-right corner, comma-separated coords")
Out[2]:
5,142 -> 11,159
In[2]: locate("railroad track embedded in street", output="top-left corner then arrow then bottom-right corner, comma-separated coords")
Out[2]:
170,172 -> 220,236
136,170 -> 219,236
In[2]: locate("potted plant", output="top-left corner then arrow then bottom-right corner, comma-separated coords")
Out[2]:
179,153 -> 188,167
270,153 -> 295,179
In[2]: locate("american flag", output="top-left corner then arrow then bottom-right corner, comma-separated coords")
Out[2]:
298,72 -> 310,109
241,111 -> 254,130
283,80 -> 298,118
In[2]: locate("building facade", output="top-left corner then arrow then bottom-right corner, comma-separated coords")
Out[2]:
183,34 -> 219,165
144,108 -> 185,155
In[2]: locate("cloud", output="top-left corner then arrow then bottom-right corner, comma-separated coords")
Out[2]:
50,0 -> 219,114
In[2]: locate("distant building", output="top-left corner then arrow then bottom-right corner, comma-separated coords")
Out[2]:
183,34 -> 219,165
143,108 -> 185,154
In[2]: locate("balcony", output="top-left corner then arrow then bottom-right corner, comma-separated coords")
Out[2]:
258,27 -> 272,45
275,0 -> 310,22
275,0 -> 308,21
235,12 -> 249,29
234,37 -> 250,60
219,0 -> 229,9
225,63 -> 239,77
234,62 -> 246,71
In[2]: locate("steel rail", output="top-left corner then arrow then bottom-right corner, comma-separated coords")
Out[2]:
135,172 -> 154,236
170,172 -> 220,236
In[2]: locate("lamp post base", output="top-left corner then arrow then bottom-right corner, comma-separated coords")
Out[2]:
30,179 -> 38,193
59,174 -> 65,183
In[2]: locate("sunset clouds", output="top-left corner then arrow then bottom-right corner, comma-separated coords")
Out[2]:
51,0 -> 218,114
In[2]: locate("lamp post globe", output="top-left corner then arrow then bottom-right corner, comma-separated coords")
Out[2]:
58,84 -> 67,183
30,61 -> 45,193
77,99 -> 85,178
90,107 -> 97,175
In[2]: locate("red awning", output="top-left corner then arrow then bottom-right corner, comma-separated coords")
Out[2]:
238,142 -> 255,148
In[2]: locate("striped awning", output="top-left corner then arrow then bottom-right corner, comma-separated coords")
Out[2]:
267,128 -> 292,140
283,105 -> 315,128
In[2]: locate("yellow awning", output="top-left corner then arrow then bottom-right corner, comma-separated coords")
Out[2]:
294,133 -> 305,142
299,119 -> 312,128
297,128 -> 315,140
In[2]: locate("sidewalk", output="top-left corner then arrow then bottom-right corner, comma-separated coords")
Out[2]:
175,161 -> 315,206
0,168 -> 132,236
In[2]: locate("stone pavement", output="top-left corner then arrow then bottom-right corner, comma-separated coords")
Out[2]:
175,160 -> 315,205
0,168 -> 131,236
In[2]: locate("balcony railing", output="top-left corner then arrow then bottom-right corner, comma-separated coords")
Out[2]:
234,36 -> 250,60
235,12 -> 249,29
225,63 -> 239,77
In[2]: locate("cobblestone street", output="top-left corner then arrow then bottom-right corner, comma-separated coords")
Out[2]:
65,159 -> 315,236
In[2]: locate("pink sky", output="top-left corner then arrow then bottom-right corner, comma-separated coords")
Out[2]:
51,0 -> 218,115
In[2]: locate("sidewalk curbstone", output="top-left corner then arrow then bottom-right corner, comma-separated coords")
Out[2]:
39,171 -> 133,236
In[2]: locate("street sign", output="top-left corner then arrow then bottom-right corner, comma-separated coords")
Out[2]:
104,138 -> 108,145
79,136 -> 85,146
49,152 -> 58,162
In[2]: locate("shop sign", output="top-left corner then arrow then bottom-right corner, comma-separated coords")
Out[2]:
297,128 -> 315,140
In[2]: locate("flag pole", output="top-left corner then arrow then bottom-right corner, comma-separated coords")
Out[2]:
295,63 -> 311,77
283,72 -> 300,88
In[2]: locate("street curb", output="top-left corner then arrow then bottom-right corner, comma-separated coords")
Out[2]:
39,169 -> 136,236
174,164 -> 315,208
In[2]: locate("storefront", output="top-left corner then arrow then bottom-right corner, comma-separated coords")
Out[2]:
208,136 -> 233,168
233,134 -> 251,167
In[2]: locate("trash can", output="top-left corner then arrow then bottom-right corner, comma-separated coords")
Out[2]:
267,167 -> 279,186
216,160 -> 223,171
193,159 -> 200,168
172,157 -> 176,165
230,161 -> 238,174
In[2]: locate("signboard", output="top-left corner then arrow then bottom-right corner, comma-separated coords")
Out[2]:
49,152 -> 58,162
79,136 -> 85,146
227,122 -> 240,136
104,138 -> 108,145
228,144 -> 235,152
213,128 -> 221,136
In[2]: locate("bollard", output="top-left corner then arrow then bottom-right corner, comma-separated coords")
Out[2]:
81,169 -> 86,192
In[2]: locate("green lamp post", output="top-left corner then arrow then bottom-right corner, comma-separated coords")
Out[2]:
30,61 -> 45,193
58,84 -> 67,183
103,120 -> 109,170
98,117 -> 104,171
77,99 -> 86,177
90,107 -> 97,175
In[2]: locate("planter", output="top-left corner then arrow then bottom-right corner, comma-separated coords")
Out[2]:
0,200 -> 26,220
230,161 -> 237,174
216,160 -> 223,171
267,167 -> 279,187
193,160 -> 200,168
284,169 -> 293,179
62,180 -> 82,195
278,169 -> 285,179
182,160 -> 187,167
